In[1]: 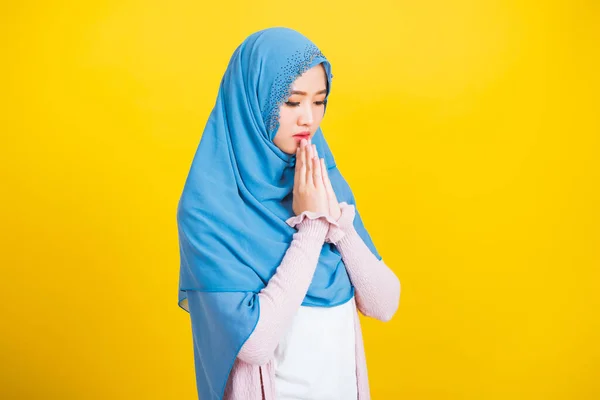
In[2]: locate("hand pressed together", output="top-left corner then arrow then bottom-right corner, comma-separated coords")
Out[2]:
292,138 -> 342,221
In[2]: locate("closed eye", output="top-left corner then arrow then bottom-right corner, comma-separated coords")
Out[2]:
285,100 -> 327,107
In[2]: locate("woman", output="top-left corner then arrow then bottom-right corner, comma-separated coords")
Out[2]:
177,26 -> 401,400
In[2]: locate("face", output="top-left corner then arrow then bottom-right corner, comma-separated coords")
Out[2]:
272,63 -> 328,155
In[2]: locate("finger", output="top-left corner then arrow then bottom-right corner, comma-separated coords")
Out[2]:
320,158 -> 328,188
297,141 -> 306,188
322,158 -> 332,188
321,159 -> 337,200
320,158 -> 333,198
305,140 -> 313,186
312,156 -> 322,186
293,145 -> 302,190
312,145 -> 324,187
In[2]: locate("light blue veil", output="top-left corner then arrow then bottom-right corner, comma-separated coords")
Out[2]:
176,27 -> 382,400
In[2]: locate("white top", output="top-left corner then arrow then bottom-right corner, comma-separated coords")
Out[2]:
273,295 -> 357,400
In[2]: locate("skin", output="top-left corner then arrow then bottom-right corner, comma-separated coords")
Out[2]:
275,63 -> 341,220
273,63 -> 328,155
292,137 -> 341,220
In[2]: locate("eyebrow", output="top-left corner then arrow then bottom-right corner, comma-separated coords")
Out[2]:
290,89 -> 327,95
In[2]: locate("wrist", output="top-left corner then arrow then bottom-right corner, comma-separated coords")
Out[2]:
286,210 -> 335,241
296,217 -> 329,238
333,223 -> 361,248
325,202 -> 355,244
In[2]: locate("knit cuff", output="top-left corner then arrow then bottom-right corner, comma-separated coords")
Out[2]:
295,217 -> 330,238
324,202 -> 356,244
285,210 -> 340,229
285,202 -> 356,243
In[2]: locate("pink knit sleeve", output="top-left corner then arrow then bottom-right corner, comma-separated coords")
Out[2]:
329,203 -> 401,322
236,216 -> 329,365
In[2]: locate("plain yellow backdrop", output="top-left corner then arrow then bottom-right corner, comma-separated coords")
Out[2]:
1,0 -> 599,399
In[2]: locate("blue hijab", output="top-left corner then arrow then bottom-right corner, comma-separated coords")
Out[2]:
176,27 -> 382,400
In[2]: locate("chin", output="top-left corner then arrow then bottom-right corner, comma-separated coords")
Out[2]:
285,146 -> 296,155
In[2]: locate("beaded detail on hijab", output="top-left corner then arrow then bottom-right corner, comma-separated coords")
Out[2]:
264,43 -> 332,138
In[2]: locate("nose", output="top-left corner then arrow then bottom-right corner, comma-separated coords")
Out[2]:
298,103 -> 314,126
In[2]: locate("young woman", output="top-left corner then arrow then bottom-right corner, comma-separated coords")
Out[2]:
176,27 -> 401,400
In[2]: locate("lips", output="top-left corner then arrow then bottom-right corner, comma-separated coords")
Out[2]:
293,131 -> 310,139
293,133 -> 310,142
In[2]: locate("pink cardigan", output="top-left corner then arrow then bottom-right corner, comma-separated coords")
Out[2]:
221,203 -> 401,399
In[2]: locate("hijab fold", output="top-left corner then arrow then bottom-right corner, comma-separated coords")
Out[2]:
176,27 -> 381,400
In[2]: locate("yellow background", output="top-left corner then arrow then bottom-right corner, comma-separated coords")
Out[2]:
2,0 -> 599,398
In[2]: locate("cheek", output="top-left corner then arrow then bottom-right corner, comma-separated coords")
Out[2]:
315,107 -> 325,123
277,107 -> 295,128
273,108 -> 292,145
